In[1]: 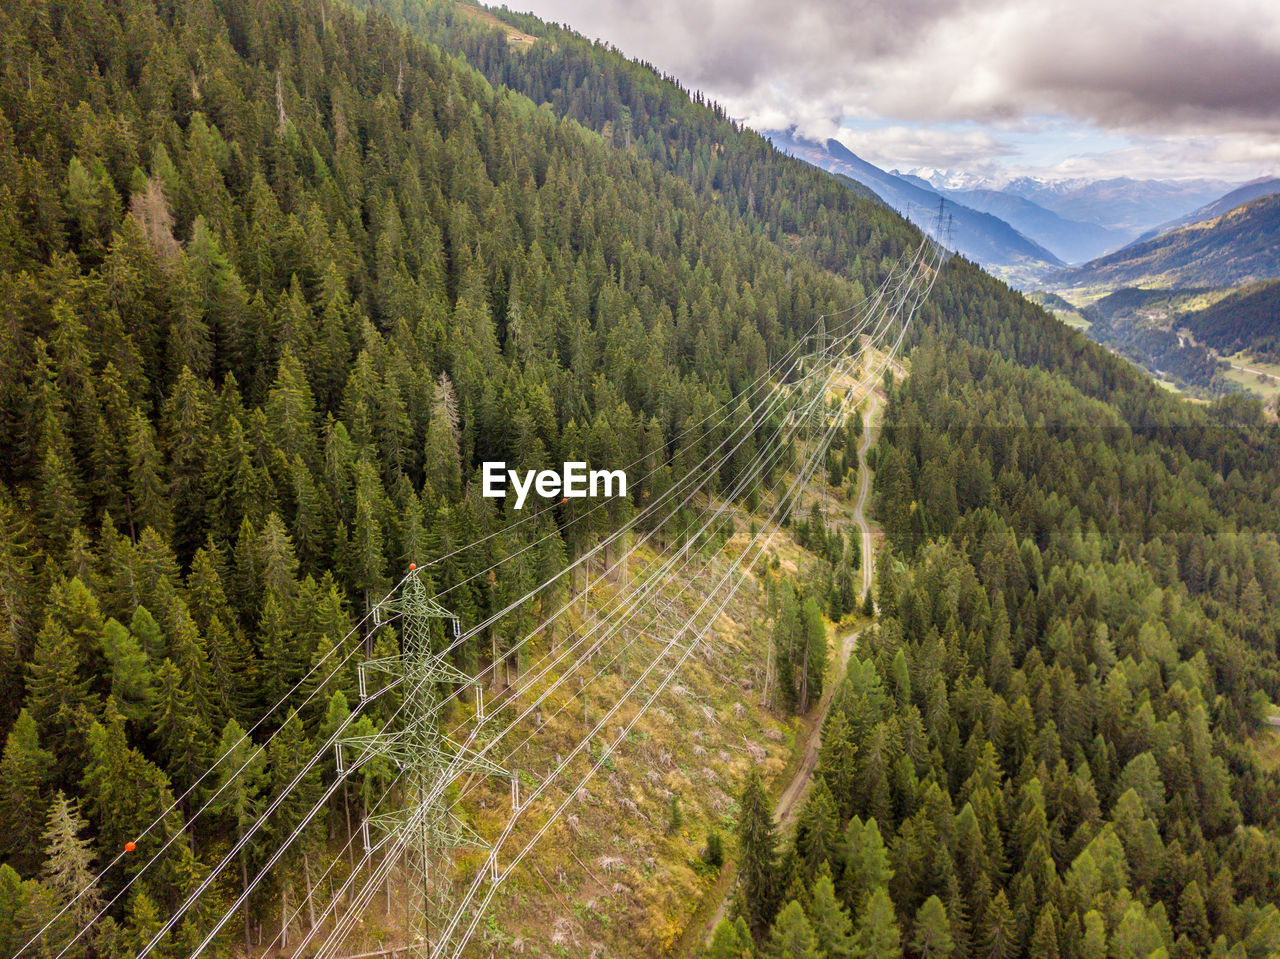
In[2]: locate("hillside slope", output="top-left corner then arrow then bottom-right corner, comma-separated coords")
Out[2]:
1059,193 -> 1280,288
944,186 -> 1128,264
0,0 -> 882,954
1136,177 -> 1280,242
1183,280 -> 1280,360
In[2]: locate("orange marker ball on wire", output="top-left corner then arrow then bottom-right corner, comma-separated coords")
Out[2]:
409,563 -> 416,571
125,841 -> 136,853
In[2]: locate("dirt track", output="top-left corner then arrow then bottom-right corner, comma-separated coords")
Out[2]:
697,394 -> 878,942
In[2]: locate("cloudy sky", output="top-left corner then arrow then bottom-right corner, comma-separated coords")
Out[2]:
511,0 -> 1280,183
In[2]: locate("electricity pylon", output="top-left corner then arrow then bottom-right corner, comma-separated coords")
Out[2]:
339,573 -> 508,957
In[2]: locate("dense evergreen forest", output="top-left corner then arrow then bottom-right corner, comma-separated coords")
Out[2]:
0,0 -> 892,950
1184,282 -> 1280,364
2,0 -> 1279,956
718,344 -> 1280,951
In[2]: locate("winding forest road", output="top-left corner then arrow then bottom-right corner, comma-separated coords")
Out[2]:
695,393 -> 879,945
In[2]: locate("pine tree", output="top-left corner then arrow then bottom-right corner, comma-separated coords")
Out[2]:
0,710 -> 55,875
125,407 -> 172,542
818,708 -> 858,821
99,619 -> 154,725
809,872 -> 856,959
0,863 -> 57,958
25,616 -> 94,780
854,887 -> 902,959
1028,903 -> 1059,959
704,830 -> 725,870
668,795 -> 684,834
153,658 -> 208,795
1175,880 -> 1209,950
210,718 -> 267,951
978,890 -> 1017,959
766,900 -> 821,959
80,706 -> 182,867
909,896 -> 954,959
738,768 -> 780,936
425,371 -> 462,498
794,778 -> 841,884
124,890 -> 164,959
41,792 -> 102,932
841,817 -> 893,915
772,586 -> 799,712
705,916 -> 754,959
799,596 -> 826,712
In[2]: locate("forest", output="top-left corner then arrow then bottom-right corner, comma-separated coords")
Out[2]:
1,0 -> 1279,956
1184,282 -> 1280,364
0,0 -> 891,950
715,336 -> 1280,955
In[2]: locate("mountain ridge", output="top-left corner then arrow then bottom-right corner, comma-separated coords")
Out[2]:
765,130 -> 1063,278
1133,177 -> 1280,243
1057,192 -> 1280,289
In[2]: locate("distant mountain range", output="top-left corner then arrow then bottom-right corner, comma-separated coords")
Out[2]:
767,131 -> 1062,277
765,130 -> 1245,276
1057,193 -> 1280,289
998,176 -> 1234,234
936,187 -> 1128,265
1133,177 -> 1280,243
783,132 -> 1280,390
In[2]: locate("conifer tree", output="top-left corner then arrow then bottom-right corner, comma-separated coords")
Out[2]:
765,900 -> 821,959
854,887 -> 902,959
41,792 -> 102,933
25,616 -> 94,781
1176,879 -> 1210,950
705,916 -> 754,959
977,890 -> 1017,959
0,710 -> 55,875
841,817 -> 894,915
809,872 -> 856,959
210,718 -> 267,951
1028,903 -> 1060,959
794,778 -> 841,884
909,896 -> 953,959
818,708 -> 858,820
738,768 -> 780,936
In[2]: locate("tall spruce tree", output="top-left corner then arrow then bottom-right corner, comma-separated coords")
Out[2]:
738,769 -> 780,937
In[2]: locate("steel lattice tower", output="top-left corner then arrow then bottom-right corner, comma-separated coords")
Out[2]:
340,573 -> 508,957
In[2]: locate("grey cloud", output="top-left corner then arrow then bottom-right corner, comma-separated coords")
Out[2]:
515,0 -> 1280,144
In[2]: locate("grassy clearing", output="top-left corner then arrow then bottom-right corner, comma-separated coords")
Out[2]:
1054,309 -> 1091,331
327,365 -> 877,957
452,420 -> 868,955
1222,352 -> 1280,400
453,1 -> 538,46
449,537 -> 813,957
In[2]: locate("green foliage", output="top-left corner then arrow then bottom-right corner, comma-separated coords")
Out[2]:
703,829 -> 725,871
854,887 -> 902,959
807,873 -> 855,959
738,769 -> 780,937
764,900 -> 821,959
1,0 -> 1278,951
706,916 -> 755,959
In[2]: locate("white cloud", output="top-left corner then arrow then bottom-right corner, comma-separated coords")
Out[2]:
511,0 -> 1280,179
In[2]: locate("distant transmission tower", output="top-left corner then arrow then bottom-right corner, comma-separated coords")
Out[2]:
339,573 -> 508,957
